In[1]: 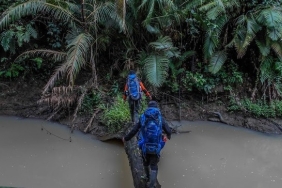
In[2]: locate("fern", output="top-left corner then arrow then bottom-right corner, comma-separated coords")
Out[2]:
0,30 -> 14,52
0,23 -> 37,54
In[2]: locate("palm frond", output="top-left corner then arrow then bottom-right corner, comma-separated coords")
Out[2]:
199,0 -> 240,20
203,29 -> 219,58
65,31 -> 93,86
256,40 -> 270,57
15,49 -> 67,63
96,2 -> 116,23
203,15 -> 227,58
256,7 -> 282,41
208,50 -> 227,74
149,36 -> 172,50
231,14 -> 260,58
260,56 -> 274,84
43,62 -> 68,94
144,55 -> 169,87
258,7 -> 282,27
268,28 -> 282,41
141,0 -> 155,27
42,31 -> 93,93
206,6 -> 224,20
271,42 -> 282,60
149,36 -> 180,58
275,61 -> 282,75
0,0 -> 79,31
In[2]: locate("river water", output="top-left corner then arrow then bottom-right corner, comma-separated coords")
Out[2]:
1,116 -> 282,188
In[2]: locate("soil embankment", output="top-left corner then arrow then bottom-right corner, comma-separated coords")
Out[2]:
1,78 -> 282,135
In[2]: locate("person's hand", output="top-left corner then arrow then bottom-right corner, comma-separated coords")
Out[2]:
122,137 -> 125,143
167,134 -> 171,140
149,96 -> 152,100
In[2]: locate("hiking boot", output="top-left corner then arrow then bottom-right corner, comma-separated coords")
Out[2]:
148,169 -> 157,188
144,166 -> 150,181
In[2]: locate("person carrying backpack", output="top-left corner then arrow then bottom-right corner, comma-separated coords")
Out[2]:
123,70 -> 152,123
122,101 -> 171,188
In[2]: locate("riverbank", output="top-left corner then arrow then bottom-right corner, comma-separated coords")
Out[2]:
1,77 -> 282,135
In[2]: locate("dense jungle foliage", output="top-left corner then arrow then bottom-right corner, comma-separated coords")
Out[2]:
1,0 -> 282,132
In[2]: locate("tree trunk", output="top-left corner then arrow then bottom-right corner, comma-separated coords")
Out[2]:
96,123 -> 162,188
96,123 -> 189,187
124,135 -> 149,188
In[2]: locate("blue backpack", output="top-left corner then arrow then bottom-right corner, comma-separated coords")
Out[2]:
140,107 -> 163,155
127,73 -> 141,100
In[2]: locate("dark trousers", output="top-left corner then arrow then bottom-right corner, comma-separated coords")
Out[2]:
143,154 -> 159,171
128,99 -> 140,123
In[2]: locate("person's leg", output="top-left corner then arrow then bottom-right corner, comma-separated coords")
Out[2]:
128,99 -> 135,123
142,154 -> 150,181
133,100 -> 140,123
148,154 -> 159,188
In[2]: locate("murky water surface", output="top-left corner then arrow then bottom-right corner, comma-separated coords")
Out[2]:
0,116 -> 132,188
159,121 -> 282,188
1,116 -> 282,188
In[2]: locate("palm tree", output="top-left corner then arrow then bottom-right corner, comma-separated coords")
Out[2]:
0,0 -> 123,120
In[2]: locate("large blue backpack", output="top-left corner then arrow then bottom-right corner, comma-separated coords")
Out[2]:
140,107 -> 163,155
127,73 -> 141,100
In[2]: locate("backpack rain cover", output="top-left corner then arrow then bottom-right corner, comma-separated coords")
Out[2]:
127,73 -> 141,100
140,107 -> 163,155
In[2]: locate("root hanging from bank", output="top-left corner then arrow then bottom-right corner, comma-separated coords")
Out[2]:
83,109 -> 100,133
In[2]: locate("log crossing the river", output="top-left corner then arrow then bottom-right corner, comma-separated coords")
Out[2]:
96,122 -> 189,188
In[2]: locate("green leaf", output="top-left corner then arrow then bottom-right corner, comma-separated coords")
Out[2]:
144,55 -> 169,87
208,51 -> 227,74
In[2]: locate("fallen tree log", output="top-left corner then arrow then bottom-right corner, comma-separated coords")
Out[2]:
96,123 -> 164,188
96,122 -> 191,188
124,134 -> 151,188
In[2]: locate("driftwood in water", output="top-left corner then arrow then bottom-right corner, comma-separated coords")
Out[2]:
207,111 -> 228,124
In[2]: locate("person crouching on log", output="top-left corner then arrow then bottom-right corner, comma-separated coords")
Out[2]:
123,101 -> 172,188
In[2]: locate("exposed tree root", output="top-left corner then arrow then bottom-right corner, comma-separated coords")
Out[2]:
83,109 -> 100,133
207,111 -> 228,125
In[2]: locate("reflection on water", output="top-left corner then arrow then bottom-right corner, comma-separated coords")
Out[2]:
1,116 -> 282,188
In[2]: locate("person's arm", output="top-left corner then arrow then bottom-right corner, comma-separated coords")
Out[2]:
123,84 -> 128,101
124,122 -> 141,141
139,82 -> 152,99
162,117 -> 172,139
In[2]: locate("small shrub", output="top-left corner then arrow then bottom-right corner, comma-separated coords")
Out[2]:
99,95 -> 131,133
228,97 -> 278,118
99,94 -> 148,133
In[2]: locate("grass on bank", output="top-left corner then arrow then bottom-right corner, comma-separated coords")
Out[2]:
99,94 -> 148,133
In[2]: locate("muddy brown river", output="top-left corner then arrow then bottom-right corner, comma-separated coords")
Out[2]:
1,116 -> 282,188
